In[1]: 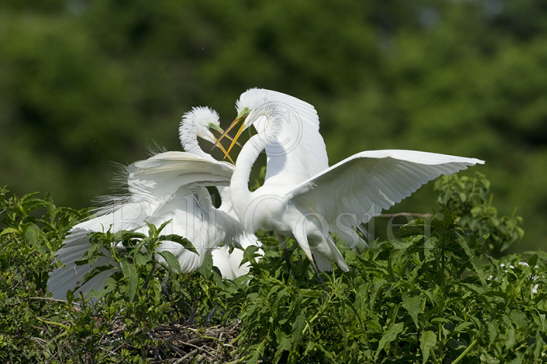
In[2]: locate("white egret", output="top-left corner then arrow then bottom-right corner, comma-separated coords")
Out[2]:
130,107 -> 262,278
223,90 -> 485,271
48,107 -> 258,300
218,88 -> 329,186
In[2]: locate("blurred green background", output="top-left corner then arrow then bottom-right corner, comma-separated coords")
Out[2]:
0,1 -> 545,251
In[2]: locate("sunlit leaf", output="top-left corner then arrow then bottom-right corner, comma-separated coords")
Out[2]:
120,260 -> 138,301
420,330 -> 437,363
158,250 -> 181,274
375,322 -> 404,360
159,234 -> 198,255
402,294 -> 422,329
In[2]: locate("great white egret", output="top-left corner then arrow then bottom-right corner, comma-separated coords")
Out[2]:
218,88 -> 329,186
48,107 -> 258,299
221,89 -> 485,271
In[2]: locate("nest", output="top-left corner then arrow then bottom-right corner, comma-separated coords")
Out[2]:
150,321 -> 240,363
96,320 -> 240,363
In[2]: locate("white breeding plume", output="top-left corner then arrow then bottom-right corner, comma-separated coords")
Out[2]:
48,107 -> 260,300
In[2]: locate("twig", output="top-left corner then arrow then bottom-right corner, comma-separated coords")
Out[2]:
379,213 -> 432,218
28,296 -> 67,303
31,336 -> 48,345
36,316 -> 69,330
106,327 -> 126,336
175,348 -> 199,363
177,340 -> 209,354
452,338 -> 478,364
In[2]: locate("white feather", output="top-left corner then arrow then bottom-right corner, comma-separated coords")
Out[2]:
286,150 -> 485,248
237,88 -> 329,186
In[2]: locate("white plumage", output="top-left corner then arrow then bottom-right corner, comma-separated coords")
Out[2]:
226,90 -> 485,271
234,88 -> 329,186
48,108 -> 259,300
48,88 -> 486,299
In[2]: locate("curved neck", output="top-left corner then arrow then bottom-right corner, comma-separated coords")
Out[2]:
217,186 -> 233,212
179,119 -> 209,158
230,134 -> 269,218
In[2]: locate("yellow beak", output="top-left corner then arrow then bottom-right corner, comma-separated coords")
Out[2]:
213,115 -> 243,150
210,127 -> 235,164
212,113 -> 248,162
224,121 -> 247,160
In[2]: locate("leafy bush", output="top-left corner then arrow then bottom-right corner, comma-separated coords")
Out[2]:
0,174 -> 545,363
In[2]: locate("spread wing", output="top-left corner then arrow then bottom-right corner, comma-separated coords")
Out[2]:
285,150 -> 485,248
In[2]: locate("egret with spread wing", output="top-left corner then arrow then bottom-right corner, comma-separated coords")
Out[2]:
223,92 -> 485,271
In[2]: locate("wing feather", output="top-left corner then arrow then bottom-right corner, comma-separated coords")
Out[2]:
127,151 -> 233,205
48,228 -> 117,300
286,150 -> 484,247
48,152 -> 235,299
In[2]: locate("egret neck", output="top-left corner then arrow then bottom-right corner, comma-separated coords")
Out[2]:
230,134 -> 267,224
179,115 -> 211,160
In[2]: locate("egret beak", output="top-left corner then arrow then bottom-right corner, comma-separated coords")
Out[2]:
209,126 -> 235,164
214,129 -> 242,147
216,142 -> 235,164
209,124 -> 224,134
224,120 -> 247,160
225,135 -> 242,147
212,108 -> 250,162
213,115 -> 244,150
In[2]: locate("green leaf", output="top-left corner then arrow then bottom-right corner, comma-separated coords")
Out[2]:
456,235 -> 487,285
134,252 -> 149,266
158,250 -> 182,274
146,222 -> 158,237
24,223 -> 45,252
120,231 -> 147,241
247,340 -> 266,364
159,234 -> 198,255
198,252 -> 216,278
0,227 -> 19,236
24,223 -> 41,242
402,294 -> 422,329
120,260 -> 138,301
375,322 -> 404,360
273,331 -> 292,363
291,312 -> 306,345
454,321 -> 473,333
504,327 -> 516,349
157,219 -> 172,234
533,331 -> 544,360
242,245 -> 261,265
420,330 -> 437,364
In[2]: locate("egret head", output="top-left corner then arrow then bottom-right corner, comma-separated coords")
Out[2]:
180,106 -> 223,145
235,88 -> 269,126
215,89 -> 273,159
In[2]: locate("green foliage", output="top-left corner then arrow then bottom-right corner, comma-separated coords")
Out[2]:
433,173 -> 524,255
0,187 -> 87,362
0,186 -> 241,362
1,175 -> 545,362
232,173 -> 543,363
